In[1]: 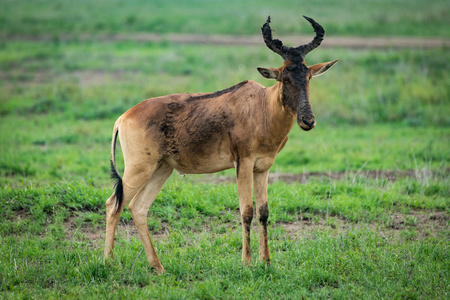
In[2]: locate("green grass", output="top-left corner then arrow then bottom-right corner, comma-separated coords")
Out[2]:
1,41 -> 448,126
1,178 -> 448,298
3,225 -> 447,299
1,114 -> 448,186
0,41 -> 448,186
0,2 -> 449,297
1,0 -> 449,37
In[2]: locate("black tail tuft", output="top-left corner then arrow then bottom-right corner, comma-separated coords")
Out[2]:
110,159 -> 123,214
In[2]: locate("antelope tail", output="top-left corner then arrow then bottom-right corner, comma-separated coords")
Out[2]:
110,125 -> 123,214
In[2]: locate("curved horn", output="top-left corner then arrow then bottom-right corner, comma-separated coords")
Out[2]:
297,15 -> 325,58
261,16 -> 289,60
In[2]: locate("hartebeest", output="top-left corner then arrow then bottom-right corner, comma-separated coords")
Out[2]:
104,16 -> 338,273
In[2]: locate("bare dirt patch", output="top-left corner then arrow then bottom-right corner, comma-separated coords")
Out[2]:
281,211 -> 448,240
64,217 -> 169,248
64,209 -> 448,249
61,171 -> 447,246
388,211 -> 448,234
270,170 -> 417,184
4,33 -> 450,49
119,33 -> 450,49
197,169 -> 435,185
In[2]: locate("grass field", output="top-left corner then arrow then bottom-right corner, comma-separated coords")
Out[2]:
1,0 -> 449,299
1,0 -> 449,37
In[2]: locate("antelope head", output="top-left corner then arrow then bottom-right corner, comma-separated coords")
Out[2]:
258,16 -> 338,131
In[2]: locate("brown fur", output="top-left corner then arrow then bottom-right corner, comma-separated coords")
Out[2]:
104,16 -> 338,274
118,81 -> 293,176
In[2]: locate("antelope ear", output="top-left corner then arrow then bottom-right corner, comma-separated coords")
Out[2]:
309,59 -> 339,77
257,67 -> 281,81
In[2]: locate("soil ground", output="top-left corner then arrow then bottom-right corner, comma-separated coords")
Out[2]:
63,170 -> 448,248
4,33 -> 450,48
195,169 -> 442,184
66,210 -> 448,251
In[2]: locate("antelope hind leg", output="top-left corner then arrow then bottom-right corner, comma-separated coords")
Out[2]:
236,159 -> 254,265
104,183 -> 142,260
128,162 -> 173,274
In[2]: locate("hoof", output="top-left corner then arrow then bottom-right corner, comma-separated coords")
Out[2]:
242,259 -> 253,267
151,265 -> 165,274
104,252 -> 114,261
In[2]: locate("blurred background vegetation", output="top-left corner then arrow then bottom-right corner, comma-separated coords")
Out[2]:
1,0 -> 449,37
1,0 -> 449,185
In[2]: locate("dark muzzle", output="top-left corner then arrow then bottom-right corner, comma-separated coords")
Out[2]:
299,116 -> 315,131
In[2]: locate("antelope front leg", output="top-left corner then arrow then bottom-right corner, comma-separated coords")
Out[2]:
236,159 -> 254,265
254,170 -> 270,264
